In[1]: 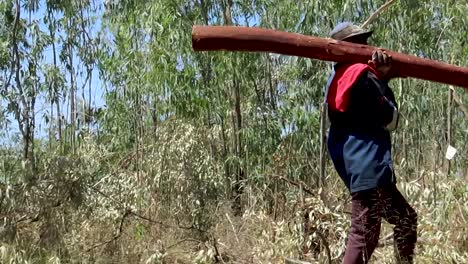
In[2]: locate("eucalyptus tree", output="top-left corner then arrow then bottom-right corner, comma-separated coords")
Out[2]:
98,0 -> 467,214
0,0 -> 45,173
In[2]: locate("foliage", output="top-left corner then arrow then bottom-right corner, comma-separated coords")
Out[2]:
0,0 -> 466,263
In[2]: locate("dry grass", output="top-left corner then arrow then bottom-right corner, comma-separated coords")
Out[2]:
0,131 -> 466,263
4,172 -> 466,264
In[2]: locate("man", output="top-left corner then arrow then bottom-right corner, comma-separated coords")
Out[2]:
325,22 -> 418,264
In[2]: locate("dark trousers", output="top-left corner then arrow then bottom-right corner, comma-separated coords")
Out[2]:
343,184 -> 417,264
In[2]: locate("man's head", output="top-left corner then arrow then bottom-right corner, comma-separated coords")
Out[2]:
330,22 -> 372,45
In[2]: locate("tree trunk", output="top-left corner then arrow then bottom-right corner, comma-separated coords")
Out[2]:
220,115 -> 231,197
222,0 -> 244,215
12,1 -> 30,162
233,78 -> 243,215
319,102 -> 327,188
223,0 -> 233,26
68,29 -> 76,153
51,32 -> 62,143
30,90 -> 36,173
446,86 -> 453,177
192,26 -> 468,89
46,12 -> 60,150
88,71 -> 92,131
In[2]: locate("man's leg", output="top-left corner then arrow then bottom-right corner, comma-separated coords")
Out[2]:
380,185 -> 418,263
343,189 -> 382,264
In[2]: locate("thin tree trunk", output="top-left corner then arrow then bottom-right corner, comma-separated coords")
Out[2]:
46,8 -> 62,146
88,71 -> 92,131
220,115 -> 231,197
30,90 -> 36,172
12,0 -> 30,161
50,99 -> 54,148
431,123 -> 437,204
446,86 -> 453,177
68,28 -> 76,153
47,14 -> 53,147
223,0 -> 244,215
417,127 -> 421,174
233,78 -> 243,215
268,57 -> 276,110
51,28 -> 62,143
67,21 -> 76,153
223,0 -> 233,26
29,7 -> 36,172
133,27 -> 142,182
319,102 -> 327,188
200,0 -> 217,163
81,75 -> 86,131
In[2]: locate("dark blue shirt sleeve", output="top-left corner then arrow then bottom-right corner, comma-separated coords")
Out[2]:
350,71 -> 398,128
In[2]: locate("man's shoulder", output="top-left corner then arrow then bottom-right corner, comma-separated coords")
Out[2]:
334,63 -> 372,83
339,63 -> 377,81
365,70 -> 381,81
343,63 -> 371,73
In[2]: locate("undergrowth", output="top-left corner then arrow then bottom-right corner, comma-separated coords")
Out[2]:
0,123 -> 466,264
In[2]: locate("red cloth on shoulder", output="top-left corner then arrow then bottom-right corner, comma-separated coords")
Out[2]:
327,63 -> 379,112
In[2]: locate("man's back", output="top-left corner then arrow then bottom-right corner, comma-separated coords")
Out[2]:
326,64 -> 398,193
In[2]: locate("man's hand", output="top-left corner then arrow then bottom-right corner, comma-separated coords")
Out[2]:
368,49 -> 392,79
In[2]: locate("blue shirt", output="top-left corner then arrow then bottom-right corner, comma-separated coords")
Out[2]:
326,66 -> 398,193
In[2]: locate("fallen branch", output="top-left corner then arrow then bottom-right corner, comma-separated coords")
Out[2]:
377,235 -> 436,248
314,229 -> 332,264
86,210 -> 129,252
90,186 -> 208,233
377,232 -> 394,248
211,235 -> 225,264
128,210 -> 207,233
272,175 -> 314,196
225,213 -> 240,243
166,238 -> 203,250
303,207 -> 332,264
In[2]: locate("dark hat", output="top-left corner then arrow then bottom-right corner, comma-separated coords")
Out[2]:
330,22 -> 373,41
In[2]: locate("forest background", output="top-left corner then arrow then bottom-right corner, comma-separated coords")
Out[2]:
0,0 -> 467,263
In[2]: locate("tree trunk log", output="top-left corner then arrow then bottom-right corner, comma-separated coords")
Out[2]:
192,26 -> 468,89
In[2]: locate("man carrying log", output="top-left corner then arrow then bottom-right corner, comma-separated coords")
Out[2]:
326,22 -> 418,264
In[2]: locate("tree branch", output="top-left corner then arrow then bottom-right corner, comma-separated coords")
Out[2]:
86,210 -> 129,252
272,175 -> 314,196
90,186 -> 208,234
377,232 -> 394,248
166,238 -> 203,250
361,0 -> 397,29
211,235 -> 225,264
313,229 -> 332,264
128,210 -> 207,233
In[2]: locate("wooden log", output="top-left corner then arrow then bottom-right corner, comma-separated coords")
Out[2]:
192,25 -> 468,89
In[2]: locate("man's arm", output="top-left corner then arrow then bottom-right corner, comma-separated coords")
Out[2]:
348,71 -> 398,130
367,49 -> 399,131
366,72 -> 399,131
